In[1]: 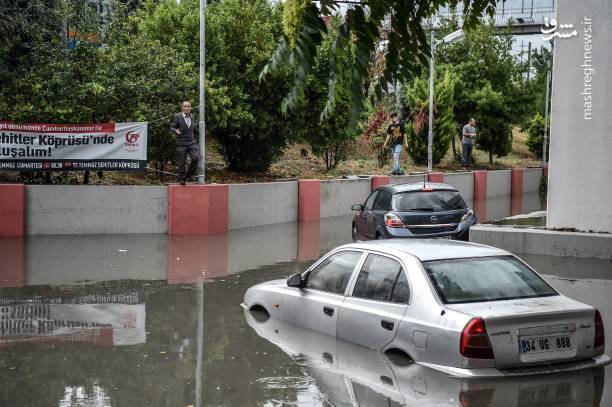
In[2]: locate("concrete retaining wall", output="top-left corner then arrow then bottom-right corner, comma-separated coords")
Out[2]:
228,182 -> 297,229
320,178 -> 371,218
486,170 -> 511,198
26,186 -> 167,235
523,168 -> 542,194
7,168 -> 543,235
470,225 -> 612,259
443,172 -> 474,202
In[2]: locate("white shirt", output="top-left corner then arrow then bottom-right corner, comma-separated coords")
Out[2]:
183,112 -> 192,128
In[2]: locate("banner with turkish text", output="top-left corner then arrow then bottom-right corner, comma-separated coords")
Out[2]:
0,122 -> 147,171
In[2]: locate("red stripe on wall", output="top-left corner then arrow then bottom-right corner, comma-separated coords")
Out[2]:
168,184 -> 229,234
372,176 -> 390,190
298,180 -> 320,222
473,171 -> 487,222
511,168 -> 525,216
427,172 -> 444,183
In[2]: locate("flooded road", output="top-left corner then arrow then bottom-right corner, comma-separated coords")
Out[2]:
1,214 -> 610,406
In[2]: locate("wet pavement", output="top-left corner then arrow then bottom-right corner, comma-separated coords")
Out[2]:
1,208 -> 611,406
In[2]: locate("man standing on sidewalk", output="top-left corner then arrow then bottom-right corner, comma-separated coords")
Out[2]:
383,112 -> 407,175
170,100 -> 199,185
462,118 -> 476,169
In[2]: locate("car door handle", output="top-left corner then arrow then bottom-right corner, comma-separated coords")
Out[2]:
323,306 -> 334,317
381,320 -> 394,331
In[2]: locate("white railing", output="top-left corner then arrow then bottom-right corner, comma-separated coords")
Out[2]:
431,7 -> 556,28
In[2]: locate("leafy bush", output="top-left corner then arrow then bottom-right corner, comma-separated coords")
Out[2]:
526,112 -> 549,160
404,70 -> 455,165
473,83 -> 513,163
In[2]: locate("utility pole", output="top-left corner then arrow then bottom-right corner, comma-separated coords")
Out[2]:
526,41 -> 532,82
543,70 -> 551,165
198,0 -> 207,184
427,30 -> 435,173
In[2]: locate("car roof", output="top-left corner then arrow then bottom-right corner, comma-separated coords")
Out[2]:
378,182 -> 458,193
338,239 -> 510,262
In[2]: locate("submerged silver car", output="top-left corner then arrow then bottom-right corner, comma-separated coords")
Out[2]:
242,240 -> 609,377
245,310 -> 606,405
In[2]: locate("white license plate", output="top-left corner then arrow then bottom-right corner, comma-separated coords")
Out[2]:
519,334 -> 573,354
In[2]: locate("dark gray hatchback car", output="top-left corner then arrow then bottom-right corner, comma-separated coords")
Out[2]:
351,182 -> 476,241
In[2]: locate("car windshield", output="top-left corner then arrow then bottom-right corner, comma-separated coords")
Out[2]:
393,190 -> 467,212
423,256 -> 558,304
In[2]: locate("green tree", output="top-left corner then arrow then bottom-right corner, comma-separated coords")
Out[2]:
261,0 -> 499,125
140,0 -> 300,172
300,16 -> 356,171
404,70 -> 455,165
473,83 -> 512,163
435,23 -> 519,163
526,112 -> 549,160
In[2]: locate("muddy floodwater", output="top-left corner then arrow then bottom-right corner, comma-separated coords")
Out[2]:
1,213 -> 610,406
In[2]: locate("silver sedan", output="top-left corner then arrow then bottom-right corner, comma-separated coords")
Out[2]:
242,239 -> 610,377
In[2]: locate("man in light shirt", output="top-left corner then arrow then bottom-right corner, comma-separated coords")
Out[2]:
170,100 -> 199,185
462,118 -> 476,169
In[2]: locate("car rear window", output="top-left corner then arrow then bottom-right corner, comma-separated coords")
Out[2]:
423,256 -> 558,304
393,190 -> 467,211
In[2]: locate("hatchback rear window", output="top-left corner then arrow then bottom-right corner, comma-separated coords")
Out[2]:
393,190 -> 467,212
423,256 -> 558,304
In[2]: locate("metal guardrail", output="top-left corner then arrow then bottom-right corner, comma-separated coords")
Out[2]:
431,7 -> 556,28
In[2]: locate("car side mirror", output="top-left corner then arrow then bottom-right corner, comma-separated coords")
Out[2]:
287,273 -> 303,288
351,204 -> 364,211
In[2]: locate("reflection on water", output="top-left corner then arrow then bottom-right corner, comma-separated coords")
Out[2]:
0,194 -> 609,406
245,309 -> 605,407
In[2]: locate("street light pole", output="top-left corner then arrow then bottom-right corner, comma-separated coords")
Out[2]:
198,0 -> 207,184
427,30 -> 435,173
542,69 -> 551,165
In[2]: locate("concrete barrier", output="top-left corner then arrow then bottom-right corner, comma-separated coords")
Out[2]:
27,186 -> 167,235
320,178 -> 371,218
168,184 -> 228,234
443,172 -> 474,202
4,168 -> 543,235
0,184 -> 25,236
523,168 -> 542,194
487,169 -> 511,198
470,225 -> 612,259
229,182 -> 297,229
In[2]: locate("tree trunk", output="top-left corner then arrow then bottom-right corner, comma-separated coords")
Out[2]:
489,150 -> 493,164
83,170 -> 90,184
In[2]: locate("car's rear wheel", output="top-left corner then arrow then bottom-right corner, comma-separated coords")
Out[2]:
376,232 -> 384,240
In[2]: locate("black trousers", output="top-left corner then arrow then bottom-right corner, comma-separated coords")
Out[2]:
175,143 -> 199,182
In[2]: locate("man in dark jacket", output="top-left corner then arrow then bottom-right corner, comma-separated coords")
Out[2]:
170,100 -> 199,184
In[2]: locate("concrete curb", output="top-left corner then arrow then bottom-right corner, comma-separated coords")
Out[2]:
469,225 -> 612,259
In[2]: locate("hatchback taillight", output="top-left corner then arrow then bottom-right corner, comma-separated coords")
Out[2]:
460,317 -> 494,359
384,213 -> 406,228
594,309 -> 605,349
